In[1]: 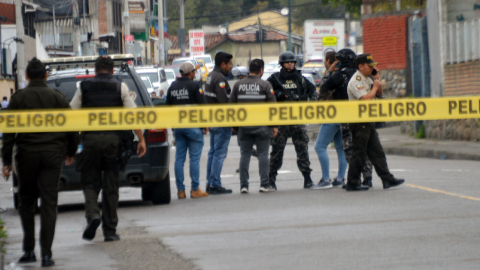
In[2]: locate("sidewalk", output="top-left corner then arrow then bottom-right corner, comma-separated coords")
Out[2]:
378,126 -> 480,161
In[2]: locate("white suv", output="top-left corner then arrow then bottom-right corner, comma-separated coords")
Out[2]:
134,66 -> 169,95
171,58 -> 202,82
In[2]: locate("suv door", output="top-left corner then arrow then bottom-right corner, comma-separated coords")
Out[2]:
158,68 -> 169,94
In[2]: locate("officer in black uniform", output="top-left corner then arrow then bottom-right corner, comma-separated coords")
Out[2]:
70,55 -> 147,241
2,57 -> 79,267
267,51 -> 318,190
320,49 -> 374,188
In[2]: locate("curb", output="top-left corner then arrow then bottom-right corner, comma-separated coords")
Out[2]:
383,145 -> 480,161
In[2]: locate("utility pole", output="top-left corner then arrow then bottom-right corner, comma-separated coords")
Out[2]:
82,0 -> 86,34
179,0 -> 185,57
53,4 -> 57,57
288,0 -> 292,52
259,19 -> 263,59
158,0 -> 165,66
15,0 -> 25,89
124,0 -> 130,54
73,0 -> 81,56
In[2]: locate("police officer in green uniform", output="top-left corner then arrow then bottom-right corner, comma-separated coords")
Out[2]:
267,51 -> 318,190
70,56 -> 147,241
2,57 -> 79,267
345,54 -> 405,191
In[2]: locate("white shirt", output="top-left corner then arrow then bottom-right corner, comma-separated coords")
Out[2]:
347,71 -> 373,101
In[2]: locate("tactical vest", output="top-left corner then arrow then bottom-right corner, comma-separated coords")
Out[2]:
80,76 -> 123,108
332,67 -> 357,100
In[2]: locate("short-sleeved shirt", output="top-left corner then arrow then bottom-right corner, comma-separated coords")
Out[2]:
347,71 -> 373,101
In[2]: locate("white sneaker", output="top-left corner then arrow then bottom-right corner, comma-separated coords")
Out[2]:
259,185 -> 276,193
240,186 -> 249,194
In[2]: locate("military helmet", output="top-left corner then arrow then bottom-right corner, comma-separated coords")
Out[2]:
278,51 -> 297,64
335,49 -> 356,64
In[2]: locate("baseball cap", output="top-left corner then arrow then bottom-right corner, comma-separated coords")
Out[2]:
355,53 -> 378,67
179,62 -> 198,75
95,55 -> 114,68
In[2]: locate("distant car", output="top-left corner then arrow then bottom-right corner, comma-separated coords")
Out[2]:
193,55 -> 214,73
171,57 -> 202,82
302,56 -> 324,69
265,61 -> 281,72
164,65 -> 181,78
262,71 -> 275,81
140,76 -> 155,94
164,69 -> 177,87
300,68 -> 323,91
196,59 -> 209,83
134,66 -> 169,95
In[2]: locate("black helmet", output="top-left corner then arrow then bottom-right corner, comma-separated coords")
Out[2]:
278,51 -> 296,64
336,49 -> 356,64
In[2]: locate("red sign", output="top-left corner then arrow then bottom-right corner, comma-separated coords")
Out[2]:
312,29 -> 319,34
331,29 -> 337,34
125,35 -> 134,42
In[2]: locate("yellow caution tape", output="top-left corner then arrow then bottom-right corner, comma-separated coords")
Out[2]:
2,96 -> 480,133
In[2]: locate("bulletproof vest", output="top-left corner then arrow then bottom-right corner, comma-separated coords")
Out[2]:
332,67 -> 357,100
274,71 -> 307,101
81,76 -> 123,108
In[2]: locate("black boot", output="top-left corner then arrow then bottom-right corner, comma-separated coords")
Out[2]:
18,251 -> 36,263
382,178 -> 405,189
303,172 -> 314,189
362,177 -> 373,188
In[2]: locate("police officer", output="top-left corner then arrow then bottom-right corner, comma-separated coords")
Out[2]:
229,59 -> 279,193
318,49 -> 374,188
267,51 -> 317,190
2,57 -> 79,267
167,62 -> 209,199
204,52 -> 234,195
70,55 -> 147,241
345,54 -> 405,191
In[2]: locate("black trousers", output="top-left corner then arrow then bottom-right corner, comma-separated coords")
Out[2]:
347,123 -> 394,185
16,152 -> 63,257
79,133 -> 119,237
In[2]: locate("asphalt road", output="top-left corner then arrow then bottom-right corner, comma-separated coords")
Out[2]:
2,130 -> 480,269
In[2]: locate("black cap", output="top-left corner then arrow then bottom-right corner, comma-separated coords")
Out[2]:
95,55 -> 114,68
355,53 -> 378,68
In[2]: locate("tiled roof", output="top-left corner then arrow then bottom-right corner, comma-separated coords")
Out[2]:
167,33 -> 227,51
228,29 -> 287,42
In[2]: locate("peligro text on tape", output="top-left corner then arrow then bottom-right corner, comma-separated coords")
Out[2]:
2,96 -> 480,133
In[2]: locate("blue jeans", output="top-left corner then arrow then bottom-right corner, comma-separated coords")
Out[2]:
206,127 -> 232,188
174,128 -> 204,191
314,123 -> 348,180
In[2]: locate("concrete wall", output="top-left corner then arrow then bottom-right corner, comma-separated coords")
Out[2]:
0,79 -> 15,100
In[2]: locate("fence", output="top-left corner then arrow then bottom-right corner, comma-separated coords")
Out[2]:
444,19 -> 480,64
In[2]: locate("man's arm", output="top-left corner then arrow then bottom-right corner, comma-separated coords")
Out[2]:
70,82 -> 83,109
1,96 -> 19,169
228,82 -> 239,103
214,78 -> 230,103
134,130 -> 146,157
193,84 -> 206,104
304,77 -> 318,101
166,84 -> 173,105
267,75 -> 287,101
62,96 -> 80,160
359,80 -> 381,100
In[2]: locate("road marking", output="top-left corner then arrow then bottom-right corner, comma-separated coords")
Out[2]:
406,184 -> 480,202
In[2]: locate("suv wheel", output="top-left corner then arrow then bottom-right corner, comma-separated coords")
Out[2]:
150,172 -> 171,205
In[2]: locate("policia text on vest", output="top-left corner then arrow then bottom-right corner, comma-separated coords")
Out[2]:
2,96 -> 480,132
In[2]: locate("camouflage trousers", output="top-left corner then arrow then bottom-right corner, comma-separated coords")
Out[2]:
269,125 -> 312,181
340,123 -> 373,180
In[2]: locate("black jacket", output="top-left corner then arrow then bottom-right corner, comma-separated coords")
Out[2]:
321,62 -> 357,101
166,77 -> 206,105
204,67 -> 231,104
267,68 -> 317,102
1,80 -> 79,166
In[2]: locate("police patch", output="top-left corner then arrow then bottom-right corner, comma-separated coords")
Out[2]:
356,84 -> 365,90
128,91 -> 137,101
219,82 -> 226,88
270,89 -> 274,95
199,89 -> 204,94
356,76 -> 361,81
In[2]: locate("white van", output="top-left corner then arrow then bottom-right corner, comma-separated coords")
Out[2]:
134,66 -> 169,95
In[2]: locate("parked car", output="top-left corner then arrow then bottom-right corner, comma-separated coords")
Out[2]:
141,76 -> 155,94
265,61 -> 281,72
134,66 -> 169,95
262,71 -> 275,81
164,68 -> 177,87
196,59 -> 209,83
10,54 -> 172,209
302,56 -> 324,69
193,54 -> 214,72
300,68 -> 323,91
171,57 -> 202,82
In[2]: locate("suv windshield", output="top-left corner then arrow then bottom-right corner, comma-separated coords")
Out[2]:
195,56 -> 212,64
165,70 -> 176,79
136,72 -> 159,83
